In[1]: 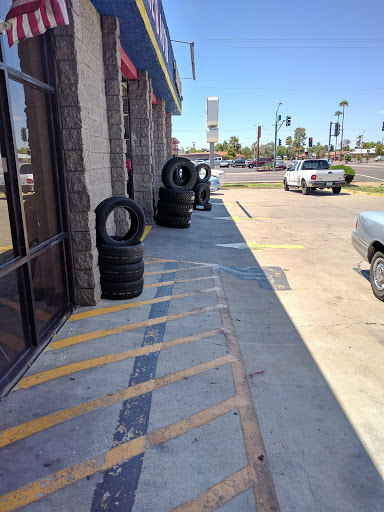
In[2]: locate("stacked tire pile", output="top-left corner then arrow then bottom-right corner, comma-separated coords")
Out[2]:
95,196 -> 146,300
156,157 -> 197,229
193,163 -> 212,211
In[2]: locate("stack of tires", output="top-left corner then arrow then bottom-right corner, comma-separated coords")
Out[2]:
156,157 -> 197,229
193,163 -> 212,211
95,196 -> 146,300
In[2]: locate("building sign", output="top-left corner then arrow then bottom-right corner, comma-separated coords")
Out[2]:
174,61 -> 182,97
146,0 -> 169,63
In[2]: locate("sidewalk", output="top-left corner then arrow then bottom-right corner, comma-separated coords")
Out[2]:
1,190 -> 383,512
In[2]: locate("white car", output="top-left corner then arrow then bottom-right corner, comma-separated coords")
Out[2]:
375,156 -> 384,162
352,211 -> 384,301
211,169 -> 225,180
284,159 -> 345,195
220,160 -> 231,168
209,176 -> 221,192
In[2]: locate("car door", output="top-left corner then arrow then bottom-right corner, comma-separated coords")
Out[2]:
286,162 -> 298,184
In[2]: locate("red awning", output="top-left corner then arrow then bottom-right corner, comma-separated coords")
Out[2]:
5,0 -> 69,47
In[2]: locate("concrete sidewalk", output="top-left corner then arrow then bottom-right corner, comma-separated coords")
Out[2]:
1,189 -> 384,512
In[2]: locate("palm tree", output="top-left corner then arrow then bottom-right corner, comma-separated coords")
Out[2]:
334,110 -> 342,160
339,100 -> 349,157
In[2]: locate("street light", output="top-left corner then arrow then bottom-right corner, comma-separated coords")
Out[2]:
274,102 -> 282,172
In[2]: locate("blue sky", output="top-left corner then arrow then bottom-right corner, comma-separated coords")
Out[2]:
163,0 -> 384,150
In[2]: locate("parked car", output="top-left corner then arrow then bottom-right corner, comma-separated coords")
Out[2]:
328,159 -> 333,166
211,169 -> 225,180
283,159 -> 346,194
0,171 -> 34,194
248,157 -> 272,169
232,157 -> 246,167
352,211 -> 384,301
375,156 -> 384,162
209,176 -> 221,192
220,160 -> 231,168
275,160 -> 287,170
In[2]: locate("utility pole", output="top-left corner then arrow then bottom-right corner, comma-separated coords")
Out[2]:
256,125 -> 261,168
360,130 -> 365,163
273,102 -> 282,172
328,122 -> 332,162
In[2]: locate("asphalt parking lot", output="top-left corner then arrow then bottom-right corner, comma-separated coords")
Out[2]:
1,187 -> 383,511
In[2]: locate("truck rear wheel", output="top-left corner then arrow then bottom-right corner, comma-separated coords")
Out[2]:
301,180 -> 310,195
332,187 -> 341,194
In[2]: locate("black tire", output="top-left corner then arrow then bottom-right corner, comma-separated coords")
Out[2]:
193,203 -> 212,211
194,183 -> 210,205
370,251 -> 384,301
95,197 -> 145,246
332,187 -> 341,194
158,187 -> 195,204
310,187 -> 317,191
101,275 -> 144,289
156,213 -> 191,229
301,180 -> 310,195
248,164 -> 254,168
98,241 -> 144,264
195,163 -> 211,183
157,200 -> 193,216
100,260 -> 144,282
284,179 -> 289,191
101,278 -> 144,300
161,157 -> 197,191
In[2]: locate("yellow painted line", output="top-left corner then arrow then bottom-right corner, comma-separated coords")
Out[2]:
0,244 -> 12,254
211,266 -> 280,510
49,304 -> 227,350
135,0 -> 181,114
0,436 -> 147,512
149,396 -> 238,447
172,466 -> 255,512
69,287 -> 219,322
248,242 -> 305,250
347,189 -> 384,197
144,265 -> 210,276
144,275 -> 219,289
223,203 -> 260,206
15,329 -> 226,390
141,225 -> 152,241
0,355 -> 232,449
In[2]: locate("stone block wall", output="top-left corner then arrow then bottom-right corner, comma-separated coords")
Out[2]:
129,71 -> 155,224
54,0 -> 114,305
165,112 -> 172,161
152,98 -> 166,202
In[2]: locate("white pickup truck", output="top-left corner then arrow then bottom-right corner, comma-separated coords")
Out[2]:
0,162 -> 34,194
283,159 -> 346,195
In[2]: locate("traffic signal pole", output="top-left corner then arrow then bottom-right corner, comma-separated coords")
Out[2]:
328,122 -> 332,162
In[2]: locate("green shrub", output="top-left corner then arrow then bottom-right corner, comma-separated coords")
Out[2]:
344,154 -> 352,162
331,164 -> 355,184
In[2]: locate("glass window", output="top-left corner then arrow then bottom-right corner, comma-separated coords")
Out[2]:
9,80 -> 60,247
32,242 -> 68,336
0,0 -> 45,83
0,267 -> 31,376
0,153 -> 15,265
302,160 -> 330,170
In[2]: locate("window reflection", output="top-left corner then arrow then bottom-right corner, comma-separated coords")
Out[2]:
0,268 -> 30,376
0,153 -> 14,265
0,0 -> 45,82
9,80 -> 60,247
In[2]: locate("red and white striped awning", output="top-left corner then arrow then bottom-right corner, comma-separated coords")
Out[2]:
5,0 -> 69,47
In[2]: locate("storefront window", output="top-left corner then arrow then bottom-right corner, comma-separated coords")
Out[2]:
0,152 -> 15,265
9,80 -> 60,247
0,267 -> 31,377
0,0 -> 45,82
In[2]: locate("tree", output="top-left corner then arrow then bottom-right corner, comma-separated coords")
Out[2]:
189,148 -> 197,153
242,146 -> 253,159
285,136 -> 293,148
215,141 -> 228,152
339,100 -> 349,157
293,128 -> 306,157
375,143 -> 384,156
260,142 -> 274,158
228,136 -> 241,153
225,148 -> 236,160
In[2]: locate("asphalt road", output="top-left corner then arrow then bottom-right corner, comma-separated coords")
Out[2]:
220,162 -> 384,183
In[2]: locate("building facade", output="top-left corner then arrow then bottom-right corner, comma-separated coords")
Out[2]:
0,0 -> 182,396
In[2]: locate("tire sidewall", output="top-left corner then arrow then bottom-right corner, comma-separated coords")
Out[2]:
370,251 -> 384,300
96,197 -> 145,246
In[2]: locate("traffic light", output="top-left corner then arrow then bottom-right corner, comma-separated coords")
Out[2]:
329,145 -> 334,151
286,116 -> 291,126
382,122 -> 384,131
278,139 -> 281,146
334,123 -> 340,137
305,151 -> 308,156
309,138 -> 313,147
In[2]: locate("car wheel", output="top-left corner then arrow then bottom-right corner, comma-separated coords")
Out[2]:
301,180 -> 310,195
248,164 -> 254,169
370,251 -> 384,301
284,179 -> 289,191
332,187 -> 341,194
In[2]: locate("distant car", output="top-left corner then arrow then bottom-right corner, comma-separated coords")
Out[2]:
211,169 -> 225,180
328,159 -> 333,166
248,157 -> 272,168
245,159 -> 253,165
375,156 -> 384,162
352,211 -> 384,301
220,160 -> 230,168
275,160 -> 287,170
232,157 -> 246,167
209,176 -> 221,192
194,159 -> 206,164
